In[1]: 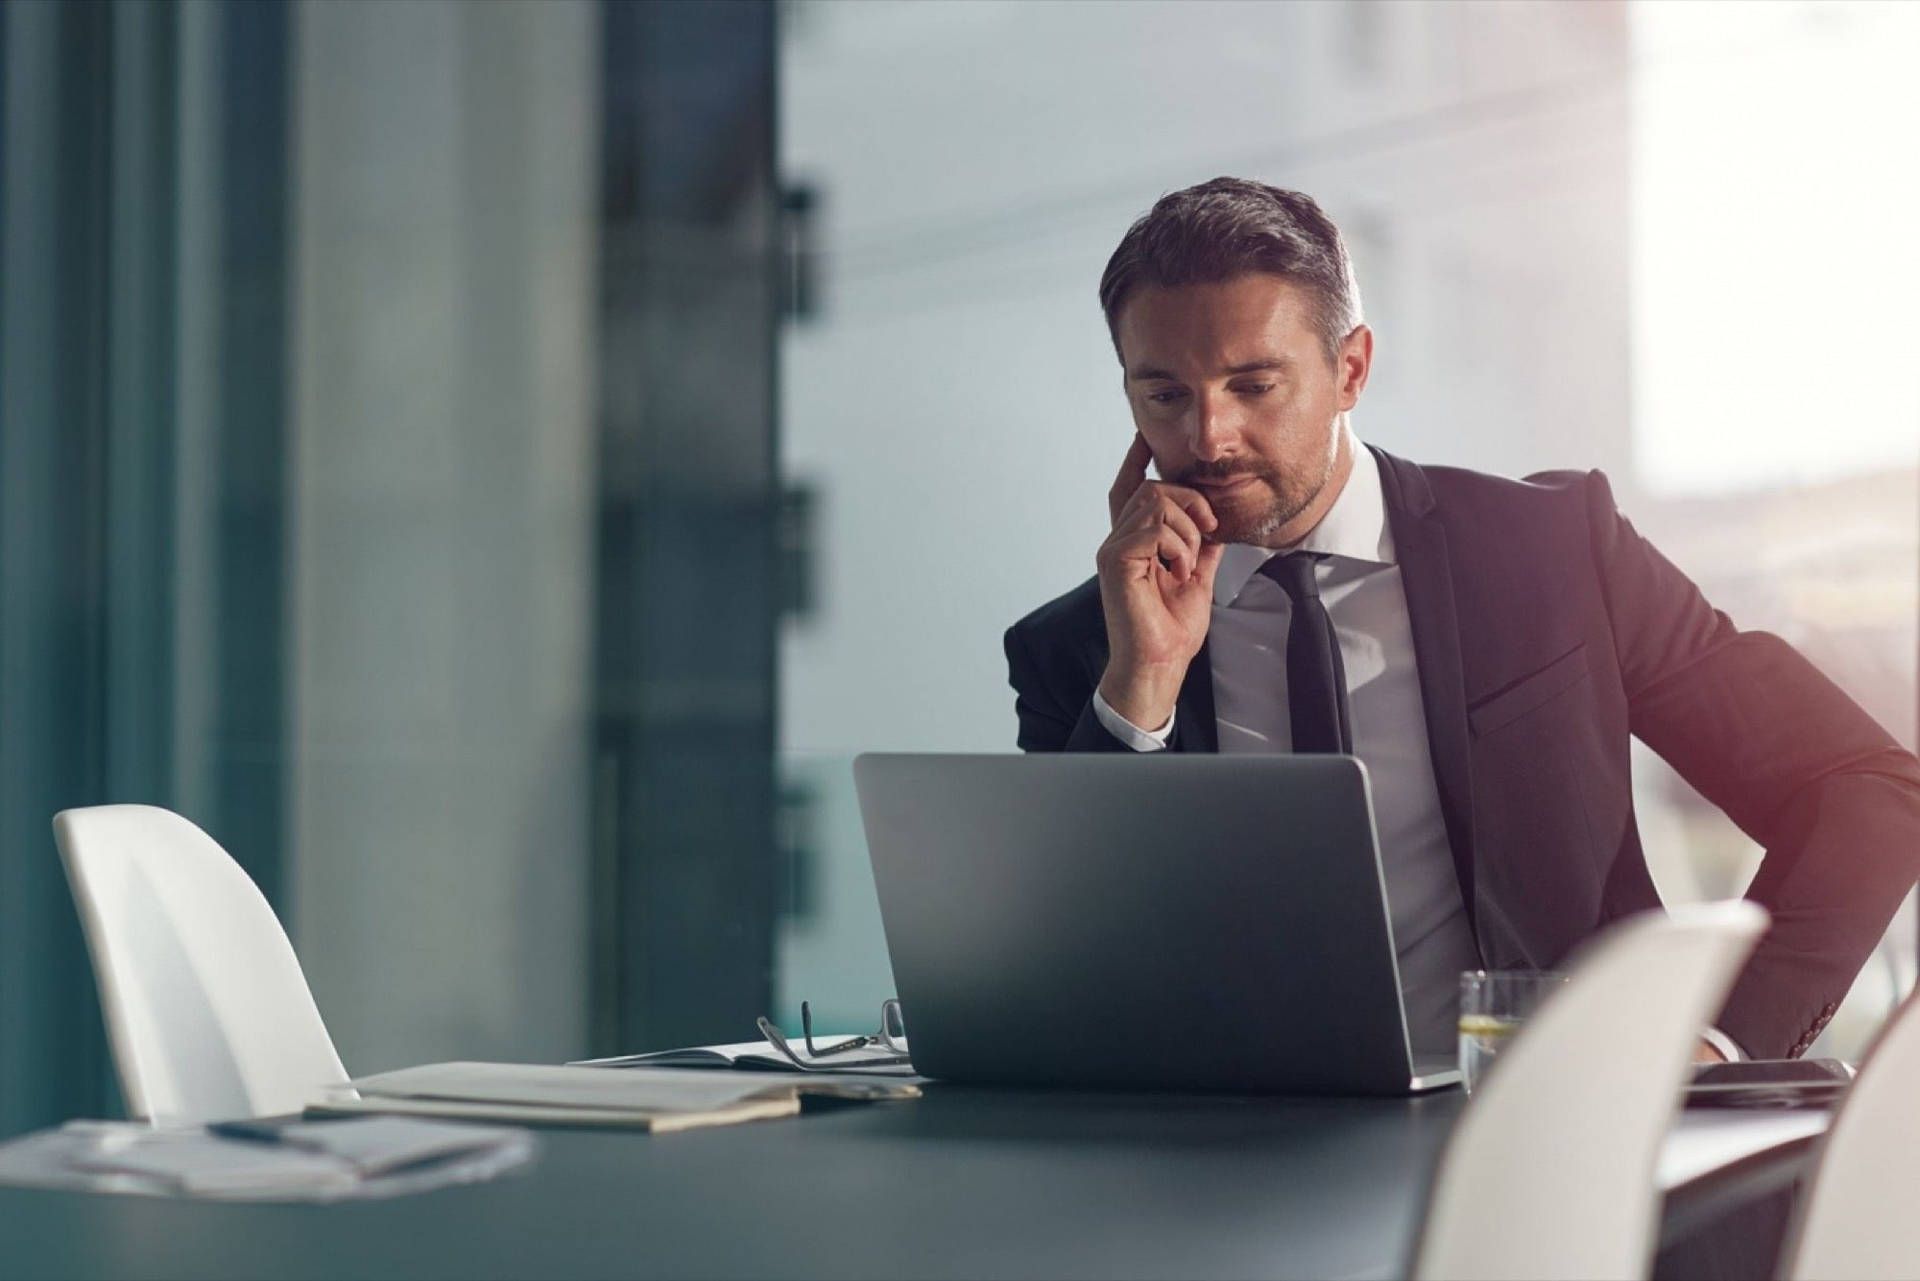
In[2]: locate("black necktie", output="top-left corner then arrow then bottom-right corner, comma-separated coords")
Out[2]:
1260,552 -> 1353,754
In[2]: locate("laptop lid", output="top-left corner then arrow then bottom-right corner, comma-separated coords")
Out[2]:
854,753 -> 1457,1095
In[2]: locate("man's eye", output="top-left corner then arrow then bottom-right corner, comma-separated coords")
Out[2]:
1147,390 -> 1186,405
1233,383 -> 1275,396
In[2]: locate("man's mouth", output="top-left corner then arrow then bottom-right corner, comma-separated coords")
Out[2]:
1192,474 -> 1262,495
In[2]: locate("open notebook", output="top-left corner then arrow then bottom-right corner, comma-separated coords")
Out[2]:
571,1038 -> 912,1074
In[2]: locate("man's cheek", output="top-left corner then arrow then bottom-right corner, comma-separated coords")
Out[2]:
1137,439 -> 1172,483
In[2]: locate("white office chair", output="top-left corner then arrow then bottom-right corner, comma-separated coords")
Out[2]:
1776,987 -> 1920,1279
54,804 -> 352,1126
1411,900 -> 1770,1281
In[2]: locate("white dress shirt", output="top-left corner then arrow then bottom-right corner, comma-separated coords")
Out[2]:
1095,438 -> 1478,1054
1092,435 -> 1746,1063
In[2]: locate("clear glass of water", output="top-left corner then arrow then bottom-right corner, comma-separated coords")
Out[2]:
1458,970 -> 1567,1094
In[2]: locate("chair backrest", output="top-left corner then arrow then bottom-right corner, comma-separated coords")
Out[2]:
1411,900 -> 1770,1281
1778,988 -> 1920,1280
53,804 -> 350,1125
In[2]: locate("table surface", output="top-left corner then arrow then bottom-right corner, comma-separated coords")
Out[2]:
0,1084 -> 1821,1281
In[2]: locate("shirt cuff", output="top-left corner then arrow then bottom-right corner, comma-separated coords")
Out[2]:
1091,688 -> 1176,752
1700,1025 -> 1747,1063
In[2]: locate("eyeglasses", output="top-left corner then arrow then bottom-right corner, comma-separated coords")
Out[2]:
754,998 -> 910,1071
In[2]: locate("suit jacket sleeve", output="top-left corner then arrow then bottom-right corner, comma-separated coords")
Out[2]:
1586,471 -> 1920,1058
1004,619 -> 1134,752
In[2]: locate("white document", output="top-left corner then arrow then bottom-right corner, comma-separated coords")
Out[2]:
229,1116 -> 525,1176
0,1116 -> 533,1201
309,1091 -> 799,1132
65,1128 -> 357,1197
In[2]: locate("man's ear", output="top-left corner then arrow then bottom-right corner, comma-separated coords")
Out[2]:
1337,324 -> 1374,410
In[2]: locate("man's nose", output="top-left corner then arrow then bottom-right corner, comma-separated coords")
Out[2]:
1188,391 -> 1237,461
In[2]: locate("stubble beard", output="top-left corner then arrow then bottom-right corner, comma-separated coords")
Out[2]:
1179,436 -> 1340,547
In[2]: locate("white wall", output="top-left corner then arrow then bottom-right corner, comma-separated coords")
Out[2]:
289,0 -> 597,1072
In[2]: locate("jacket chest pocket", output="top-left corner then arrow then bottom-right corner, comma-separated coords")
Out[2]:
1468,644 -> 1589,738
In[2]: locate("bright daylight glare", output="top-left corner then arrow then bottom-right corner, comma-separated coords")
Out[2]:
1632,0 -> 1920,496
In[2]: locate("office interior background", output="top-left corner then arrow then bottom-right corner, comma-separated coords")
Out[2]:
0,0 -> 1915,1140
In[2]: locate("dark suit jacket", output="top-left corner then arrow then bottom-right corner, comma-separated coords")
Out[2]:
1004,446 -> 1920,1059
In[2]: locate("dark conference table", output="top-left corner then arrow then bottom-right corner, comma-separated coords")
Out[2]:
0,1084 -> 1812,1281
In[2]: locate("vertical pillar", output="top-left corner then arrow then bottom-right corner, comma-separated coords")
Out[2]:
592,0 -> 780,1052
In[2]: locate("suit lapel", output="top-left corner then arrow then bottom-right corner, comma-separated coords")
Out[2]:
1373,448 -> 1477,918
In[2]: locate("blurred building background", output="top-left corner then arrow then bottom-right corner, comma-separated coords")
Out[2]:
0,0 -> 781,1137
0,0 -> 1913,1138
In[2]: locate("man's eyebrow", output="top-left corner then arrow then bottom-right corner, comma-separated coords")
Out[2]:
1126,358 -> 1290,382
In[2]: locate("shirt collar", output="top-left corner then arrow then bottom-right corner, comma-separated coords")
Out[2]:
1212,431 -> 1395,608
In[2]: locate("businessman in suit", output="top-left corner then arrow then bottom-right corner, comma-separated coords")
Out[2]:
1004,177 -> 1920,1061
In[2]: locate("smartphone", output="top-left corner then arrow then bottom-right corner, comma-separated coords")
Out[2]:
1686,1057 -> 1854,1109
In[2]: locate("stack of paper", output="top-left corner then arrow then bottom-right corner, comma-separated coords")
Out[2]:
66,1127 -> 358,1198
209,1116 -> 529,1177
314,1061 -> 919,1130
0,1116 -> 535,1202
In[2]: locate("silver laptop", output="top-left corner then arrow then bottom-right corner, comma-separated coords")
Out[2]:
853,753 -> 1460,1095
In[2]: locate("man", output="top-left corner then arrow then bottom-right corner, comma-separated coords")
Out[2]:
1004,177 -> 1920,1061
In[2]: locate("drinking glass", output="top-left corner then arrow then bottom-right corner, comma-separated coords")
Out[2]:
1458,970 -> 1566,1094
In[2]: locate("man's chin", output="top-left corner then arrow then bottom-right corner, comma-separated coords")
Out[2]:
1206,515 -> 1275,546
1211,497 -> 1312,546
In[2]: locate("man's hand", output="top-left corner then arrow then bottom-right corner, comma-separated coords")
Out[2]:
1692,1038 -> 1728,1065
1095,433 -> 1225,731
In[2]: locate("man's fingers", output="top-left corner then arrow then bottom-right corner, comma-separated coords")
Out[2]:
1102,519 -> 1198,584
1135,496 -> 1204,558
1108,433 -> 1154,525
1116,479 -> 1219,540
1162,486 -> 1219,536
1116,481 -> 1214,536
1152,524 -> 1197,583
1114,496 -> 1204,578
1192,540 -> 1226,589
